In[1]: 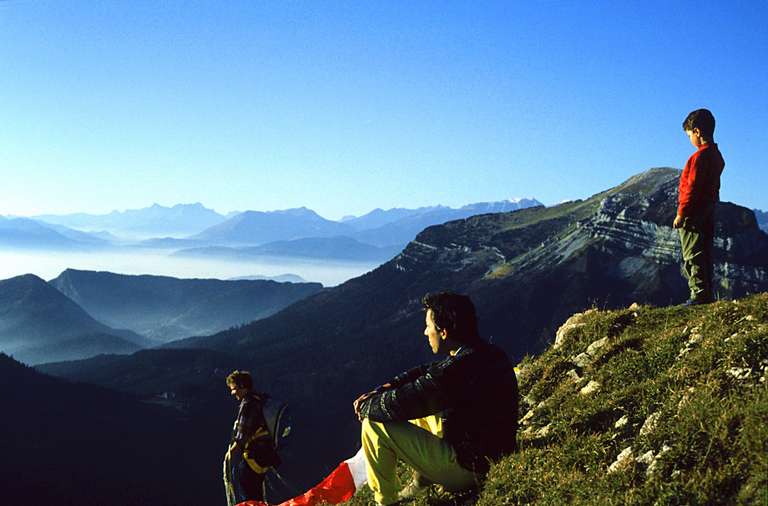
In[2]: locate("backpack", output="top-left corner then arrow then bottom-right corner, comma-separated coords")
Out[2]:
261,396 -> 292,451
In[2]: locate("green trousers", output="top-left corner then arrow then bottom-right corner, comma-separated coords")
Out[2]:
361,416 -> 479,505
678,204 -> 715,301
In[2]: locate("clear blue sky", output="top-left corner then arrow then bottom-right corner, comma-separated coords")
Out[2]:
1,1 -> 766,219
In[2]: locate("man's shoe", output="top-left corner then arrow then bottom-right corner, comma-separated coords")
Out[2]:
398,480 -> 426,500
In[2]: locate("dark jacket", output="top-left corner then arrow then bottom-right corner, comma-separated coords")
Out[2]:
232,392 -> 280,470
358,341 -> 518,473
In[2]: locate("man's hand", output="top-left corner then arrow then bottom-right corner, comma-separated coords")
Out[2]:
353,383 -> 393,421
672,214 -> 683,229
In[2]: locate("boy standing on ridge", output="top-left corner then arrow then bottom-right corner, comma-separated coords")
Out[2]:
673,108 -> 725,305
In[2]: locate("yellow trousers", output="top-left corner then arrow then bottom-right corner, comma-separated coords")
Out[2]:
361,415 -> 478,505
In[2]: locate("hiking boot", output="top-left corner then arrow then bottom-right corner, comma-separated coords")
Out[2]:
398,480 -> 426,500
398,473 -> 432,501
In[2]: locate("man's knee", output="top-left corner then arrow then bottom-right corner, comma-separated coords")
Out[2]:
361,418 -> 386,442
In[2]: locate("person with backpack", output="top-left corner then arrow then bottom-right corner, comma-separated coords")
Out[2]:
224,370 -> 281,505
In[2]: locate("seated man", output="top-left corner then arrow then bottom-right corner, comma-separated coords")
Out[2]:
353,292 -> 519,506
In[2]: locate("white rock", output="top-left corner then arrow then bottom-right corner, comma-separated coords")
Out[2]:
520,409 -> 535,425
536,424 -> 552,438
636,450 -> 655,466
727,367 -> 751,380
586,337 -> 610,355
614,415 -> 629,429
580,380 -> 601,396
639,412 -> 661,436
646,458 -> 660,476
628,302 -> 641,311
646,445 -> 672,476
553,309 -> 597,349
565,369 -> 582,384
554,321 -> 586,349
607,446 -> 634,474
573,352 -> 592,368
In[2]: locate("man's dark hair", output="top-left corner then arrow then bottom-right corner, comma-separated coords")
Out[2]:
226,370 -> 253,390
422,291 -> 481,344
683,108 -> 716,139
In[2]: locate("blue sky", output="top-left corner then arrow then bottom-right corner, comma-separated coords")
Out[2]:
1,1 -> 766,219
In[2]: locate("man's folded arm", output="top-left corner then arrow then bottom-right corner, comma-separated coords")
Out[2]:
358,371 -> 450,422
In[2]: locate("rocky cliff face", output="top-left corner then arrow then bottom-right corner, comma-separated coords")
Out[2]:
395,168 -> 766,314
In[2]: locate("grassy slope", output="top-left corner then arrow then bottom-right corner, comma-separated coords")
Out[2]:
347,292 -> 767,505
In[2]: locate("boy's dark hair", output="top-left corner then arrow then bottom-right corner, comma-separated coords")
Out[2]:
422,291 -> 481,344
683,108 -> 716,139
226,370 -> 253,390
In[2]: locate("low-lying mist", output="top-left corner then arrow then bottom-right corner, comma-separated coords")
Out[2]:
0,248 -> 381,286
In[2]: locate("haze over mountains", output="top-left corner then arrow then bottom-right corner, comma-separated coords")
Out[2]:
50,269 -> 323,342
38,168 -> 768,500
35,202 -> 228,239
175,236 -> 402,263
0,270 -> 323,364
0,216 -> 109,250
1,198 -> 546,287
4,198 -> 543,260
0,274 -> 148,364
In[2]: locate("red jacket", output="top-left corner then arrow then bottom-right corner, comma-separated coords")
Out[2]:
678,143 -> 725,217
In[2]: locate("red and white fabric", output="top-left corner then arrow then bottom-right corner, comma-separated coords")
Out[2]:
237,447 -> 368,506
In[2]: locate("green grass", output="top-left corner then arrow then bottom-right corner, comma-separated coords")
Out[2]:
345,293 -> 768,505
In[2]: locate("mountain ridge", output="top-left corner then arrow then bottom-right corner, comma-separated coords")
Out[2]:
49,269 -> 324,343
0,274 -> 149,364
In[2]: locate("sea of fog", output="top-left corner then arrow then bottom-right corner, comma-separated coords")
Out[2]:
0,249 -> 381,287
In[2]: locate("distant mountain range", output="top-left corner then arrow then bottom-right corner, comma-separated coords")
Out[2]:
228,273 -> 306,283
191,207 -> 354,245
342,199 -> 541,231
0,274 -> 148,364
42,168 -> 768,492
49,269 -> 324,343
0,216 -> 110,250
5,200 -> 544,266
35,202 -> 227,238
175,236 -> 402,262
349,199 -> 543,247
186,199 -> 543,253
